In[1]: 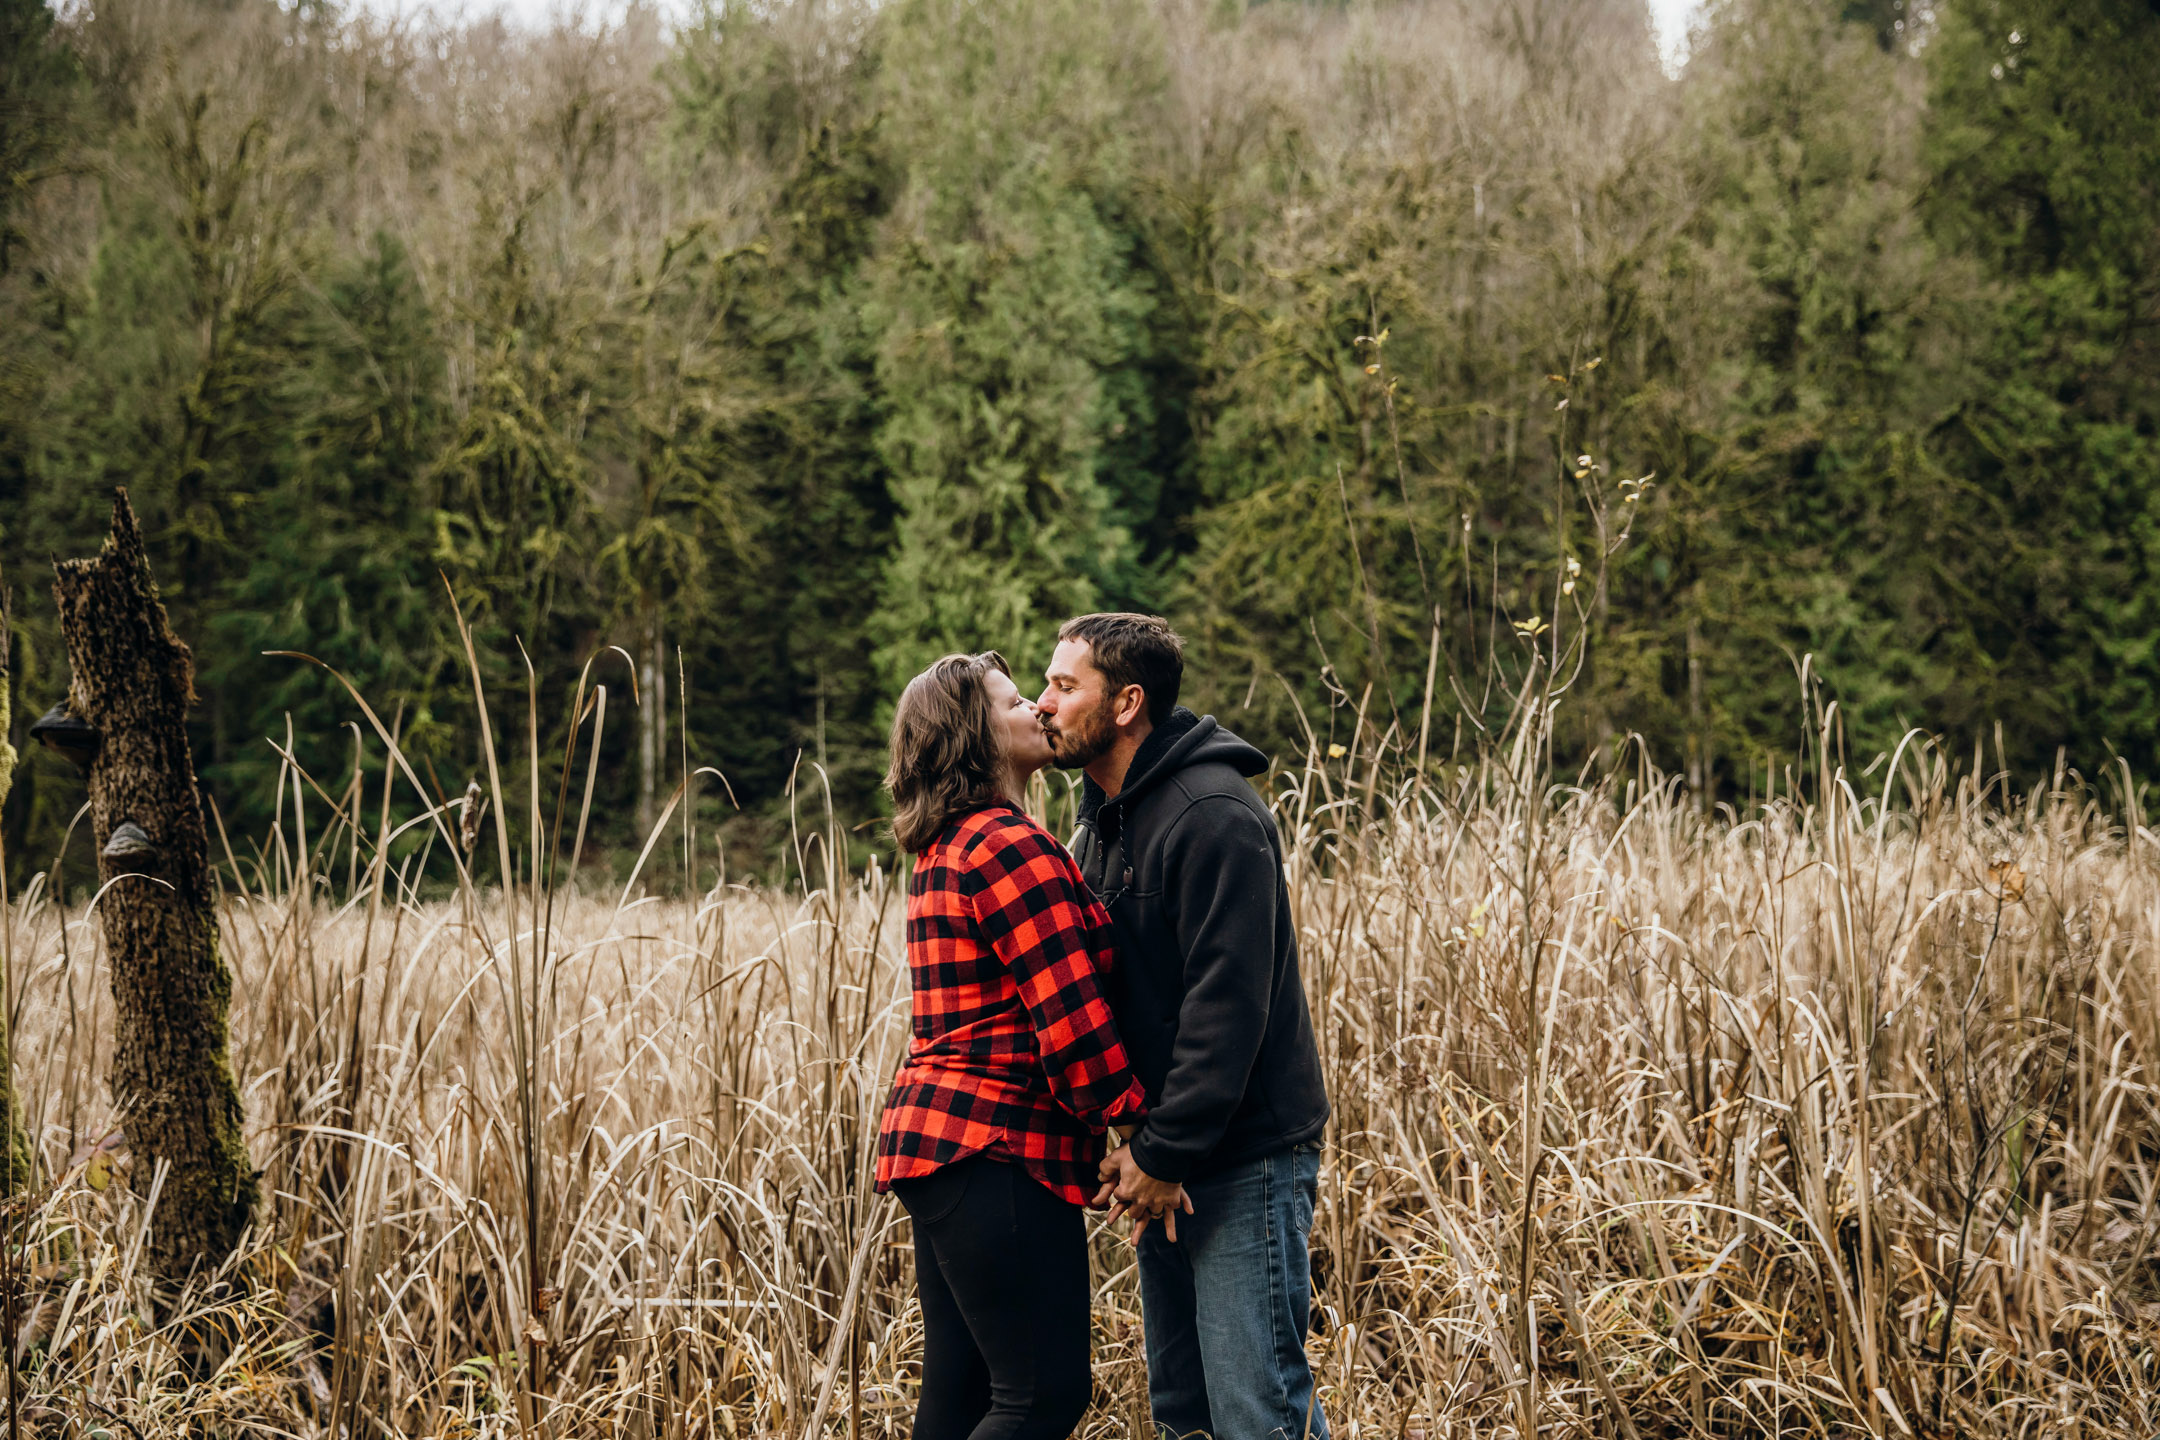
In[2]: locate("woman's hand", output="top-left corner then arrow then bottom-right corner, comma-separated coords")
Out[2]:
1096,1146 -> 1194,1243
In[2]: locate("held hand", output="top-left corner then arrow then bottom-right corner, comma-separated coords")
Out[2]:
1098,1146 -> 1194,1244
1125,1186 -> 1194,1245
1089,1137 -> 1132,1209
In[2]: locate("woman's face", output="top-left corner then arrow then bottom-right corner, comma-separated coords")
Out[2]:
983,666 -> 1053,781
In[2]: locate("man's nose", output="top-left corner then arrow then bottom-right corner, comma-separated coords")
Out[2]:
1036,688 -> 1058,713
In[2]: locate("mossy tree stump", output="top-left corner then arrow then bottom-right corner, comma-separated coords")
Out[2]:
52,492 -> 254,1277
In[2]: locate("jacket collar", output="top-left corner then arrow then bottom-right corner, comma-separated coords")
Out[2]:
1078,707 -> 1210,828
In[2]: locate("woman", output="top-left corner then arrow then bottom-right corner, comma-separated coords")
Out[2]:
876,651 -> 1148,1440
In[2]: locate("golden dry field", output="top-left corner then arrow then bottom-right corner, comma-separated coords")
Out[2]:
5,729 -> 2157,1438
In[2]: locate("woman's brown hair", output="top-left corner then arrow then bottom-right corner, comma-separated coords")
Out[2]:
887,651 -> 1014,854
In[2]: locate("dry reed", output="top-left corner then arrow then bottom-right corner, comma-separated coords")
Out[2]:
2,693 -> 2156,1439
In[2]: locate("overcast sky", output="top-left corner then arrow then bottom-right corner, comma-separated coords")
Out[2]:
1647,0 -> 1704,69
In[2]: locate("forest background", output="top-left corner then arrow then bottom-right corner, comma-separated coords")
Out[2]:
1,0 -> 2155,882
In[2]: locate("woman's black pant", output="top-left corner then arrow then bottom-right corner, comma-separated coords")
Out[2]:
892,1154 -> 1093,1440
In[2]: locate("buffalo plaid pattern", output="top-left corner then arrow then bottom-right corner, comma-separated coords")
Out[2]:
876,804 -> 1147,1205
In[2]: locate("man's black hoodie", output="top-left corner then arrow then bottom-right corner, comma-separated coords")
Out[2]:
1070,707 -> 1330,1184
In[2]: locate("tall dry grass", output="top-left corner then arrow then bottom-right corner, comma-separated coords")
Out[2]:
2,678 -> 2157,1438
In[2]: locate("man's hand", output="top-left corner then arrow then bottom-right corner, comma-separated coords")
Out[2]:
1094,1145 -> 1193,1244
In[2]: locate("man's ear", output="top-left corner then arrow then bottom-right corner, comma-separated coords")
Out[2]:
1113,685 -> 1148,729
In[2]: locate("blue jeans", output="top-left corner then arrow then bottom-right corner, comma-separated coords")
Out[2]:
1136,1143 -> 1329,1440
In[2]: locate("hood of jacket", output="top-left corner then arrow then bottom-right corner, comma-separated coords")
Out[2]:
1077,707 -> 1268,829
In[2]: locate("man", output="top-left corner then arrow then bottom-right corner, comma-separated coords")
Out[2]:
1036,613 -> 1332,1440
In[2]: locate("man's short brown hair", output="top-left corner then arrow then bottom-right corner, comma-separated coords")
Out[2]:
1057,613 -> 1185,726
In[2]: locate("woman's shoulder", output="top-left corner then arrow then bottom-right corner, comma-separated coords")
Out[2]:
944,804 -> 1072,872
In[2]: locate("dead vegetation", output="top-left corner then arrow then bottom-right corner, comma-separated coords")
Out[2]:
3,681 -> 2155,1437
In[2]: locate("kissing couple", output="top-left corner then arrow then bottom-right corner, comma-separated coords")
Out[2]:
875,613 -> 1332,1440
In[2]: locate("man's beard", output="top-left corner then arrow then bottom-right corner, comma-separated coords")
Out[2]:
1048,703 -> 1116,770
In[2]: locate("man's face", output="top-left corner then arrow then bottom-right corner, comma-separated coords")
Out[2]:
1038,638 -> 1119,771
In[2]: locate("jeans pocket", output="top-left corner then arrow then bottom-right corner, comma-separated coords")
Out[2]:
894,1156 -> 978,1226
1292,1149 -> 1318,1240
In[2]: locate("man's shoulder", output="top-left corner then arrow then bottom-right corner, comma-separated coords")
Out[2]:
1165,758 -> 1269,806
1134,762 -> 1274,844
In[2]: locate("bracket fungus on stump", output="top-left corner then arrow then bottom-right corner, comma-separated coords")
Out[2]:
51,491 -> 256,1279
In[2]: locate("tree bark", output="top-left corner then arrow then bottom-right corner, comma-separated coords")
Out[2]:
52,491 -> 254,1277
636,613 -> 666,839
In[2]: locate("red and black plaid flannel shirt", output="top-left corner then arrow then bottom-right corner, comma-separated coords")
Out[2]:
875,803 -> 1147,1205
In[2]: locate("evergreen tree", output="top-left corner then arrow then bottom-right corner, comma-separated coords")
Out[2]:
1174,2 -> 1673,760
666,0 -> 896,827
862,0 -> 1167,693
1922,0 -> 2160,772
0,0 -> 84,868
429,199 -> 601,678
1655,0 -> 1986,775
6,0 -> 2160,871
201,233 -> 451,799
14,53 -> 321,836
0,0 -> 78,277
